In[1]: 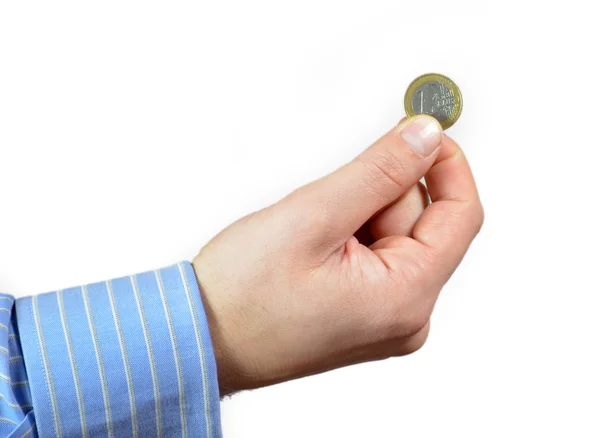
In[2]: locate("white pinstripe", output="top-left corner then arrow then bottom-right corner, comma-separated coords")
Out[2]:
156,270 -> 188,437
130,275 -> 163,437
0,393 -> 32,411
0,373 -> 28,387
57,289 -> 89,438
106,280 -> 139,438
20,425 -> 35,438
82,285 -> 114,438
179,263 -> 213,437
32,295 -> 62,437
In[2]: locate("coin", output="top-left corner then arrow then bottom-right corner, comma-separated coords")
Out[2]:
404,73 -> 462,130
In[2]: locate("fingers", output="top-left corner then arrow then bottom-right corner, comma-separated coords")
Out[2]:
369,182 -> 429,240
289,115 -> 443,248
412,135 -> 484,271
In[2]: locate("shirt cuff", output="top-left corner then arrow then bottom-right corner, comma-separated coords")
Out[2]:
16,262 -> 222,438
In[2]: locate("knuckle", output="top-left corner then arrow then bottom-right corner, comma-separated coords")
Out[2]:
374,297 -> 432,341
402,342 -> 424,356
473,202 -> 485,233
463,200 -> 485,236
400,313 -> 431,338
384,297 -> 431,339
401,327 -> 430,356
432,200 -> 484,238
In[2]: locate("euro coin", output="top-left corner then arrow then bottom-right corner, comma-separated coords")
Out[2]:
404,73 -> 462,130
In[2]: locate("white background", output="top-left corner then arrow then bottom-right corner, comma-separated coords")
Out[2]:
1,1 -> 599,437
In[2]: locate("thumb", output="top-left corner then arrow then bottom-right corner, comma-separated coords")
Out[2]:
292,115 -> 443,247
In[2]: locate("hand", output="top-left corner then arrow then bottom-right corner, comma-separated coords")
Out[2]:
193,115 -> 484,396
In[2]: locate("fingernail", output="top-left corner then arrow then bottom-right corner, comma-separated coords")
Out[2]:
399,116 -> 443,157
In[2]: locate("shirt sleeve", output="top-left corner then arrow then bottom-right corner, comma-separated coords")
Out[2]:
4,262 -> 222,438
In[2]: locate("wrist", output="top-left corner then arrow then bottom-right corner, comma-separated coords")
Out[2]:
191,256 -> 254,396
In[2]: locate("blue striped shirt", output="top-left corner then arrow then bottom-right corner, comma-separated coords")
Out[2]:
0,262 -> 222,437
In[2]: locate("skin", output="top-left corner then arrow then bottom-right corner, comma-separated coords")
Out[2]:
193,115 -> 484,396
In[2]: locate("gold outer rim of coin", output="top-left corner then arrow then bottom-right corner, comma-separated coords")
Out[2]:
404,73 -> 462,130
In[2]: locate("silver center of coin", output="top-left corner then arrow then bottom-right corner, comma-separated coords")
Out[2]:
411,81 -> 455,122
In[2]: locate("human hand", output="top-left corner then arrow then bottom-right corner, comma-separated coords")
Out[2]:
193,115 -> 484,395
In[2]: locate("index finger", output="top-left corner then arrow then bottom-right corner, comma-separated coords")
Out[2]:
412,135 -> 484,270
